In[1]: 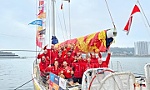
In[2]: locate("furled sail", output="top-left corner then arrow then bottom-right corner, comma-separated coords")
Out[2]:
55,28 -> 116,53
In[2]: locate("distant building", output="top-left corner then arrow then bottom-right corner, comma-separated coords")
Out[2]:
134,41 -> 150,56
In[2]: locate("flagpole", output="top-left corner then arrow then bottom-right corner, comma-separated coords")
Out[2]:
35,0 -> 38,64
51,0 -> 56,36
47,0 -> 51,46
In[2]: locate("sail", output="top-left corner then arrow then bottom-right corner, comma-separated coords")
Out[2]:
55,29 -> 115,53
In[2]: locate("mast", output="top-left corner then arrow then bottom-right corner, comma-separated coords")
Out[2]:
51,0 -> 58,45
51,0 -> 55,36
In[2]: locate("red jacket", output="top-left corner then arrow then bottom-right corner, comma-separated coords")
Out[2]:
39,61 -> 47,76
56,55 -> 64,67
61,66 -> 73,79
47,49 -> 58,65
45,66 -> 60,75
90,53 -> 98,63
63,55 -> 74,66
90,58 -> 98,63
95,53 -> 111,68
62,49 -> 67,57
82,62 -> 95,72
45,56 -> 51,67
72,61 -> 83,78
37,53 -> 47,59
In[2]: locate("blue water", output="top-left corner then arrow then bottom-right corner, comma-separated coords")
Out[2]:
0,57 -> 149,90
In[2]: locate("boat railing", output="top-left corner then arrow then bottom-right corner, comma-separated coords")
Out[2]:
98,72 -> 135,90
33,59 -> 41,81
33,59 -> 49,89
81,68 -> 114,90
110,61 -> 123,72
144,63 -> 150,90
82,68 -> 136,90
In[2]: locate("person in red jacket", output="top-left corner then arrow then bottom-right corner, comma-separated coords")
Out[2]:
37,46 -> 51,66
39,56 -> 47,75
47,44 -> 58,65
95,52 -> 111,68
37,48 -> 48,59
64,51 -> 74,66
83,56 -> 95,72
45,60 -> 60,75
90,52 -> 98,63
39,56 -> 48,84
56,52 -> 64,67
72,58 -> 84,84
60,61 -> 74,80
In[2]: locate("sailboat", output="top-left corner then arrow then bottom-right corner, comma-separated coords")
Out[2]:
31,0 -> 150,90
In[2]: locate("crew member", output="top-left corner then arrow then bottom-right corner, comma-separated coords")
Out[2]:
95,52 -> 111,68
39,56 -> 48,84
72,57 -> 83,84
45,60 -> 60,75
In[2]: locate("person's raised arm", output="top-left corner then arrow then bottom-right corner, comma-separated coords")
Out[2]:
98,52 -> 102,58
105,51 -> 111,65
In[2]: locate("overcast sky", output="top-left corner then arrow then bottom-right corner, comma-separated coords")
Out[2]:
0,0 -> 150,56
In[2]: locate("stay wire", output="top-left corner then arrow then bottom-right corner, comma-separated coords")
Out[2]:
56,1 -> 65,41
104,0 -> 116,29
68,2 -> 71,39
57,14 -> 66,41
61,3 -> 68,39
136,0 -> 150,36
137,0 -> 150,29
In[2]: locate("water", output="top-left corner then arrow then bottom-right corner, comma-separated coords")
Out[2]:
0,57 -> 150,90
110,57 -> 150,75
0,58 -> 34,90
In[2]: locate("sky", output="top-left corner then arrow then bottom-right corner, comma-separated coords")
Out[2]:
0,0 -> 150,56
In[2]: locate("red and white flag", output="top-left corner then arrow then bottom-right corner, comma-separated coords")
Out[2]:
124,5 -> 140,35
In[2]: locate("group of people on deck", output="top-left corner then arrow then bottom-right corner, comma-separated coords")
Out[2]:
38,44 -> 111,85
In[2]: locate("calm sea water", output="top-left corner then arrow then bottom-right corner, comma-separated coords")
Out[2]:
0,57 -> 150,90
0,58 -> 34,90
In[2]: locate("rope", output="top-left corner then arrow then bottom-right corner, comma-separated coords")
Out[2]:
14,78 -> 34,90
104,0 -> 116,29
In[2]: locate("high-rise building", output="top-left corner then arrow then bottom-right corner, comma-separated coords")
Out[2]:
134,41 -> 150,56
